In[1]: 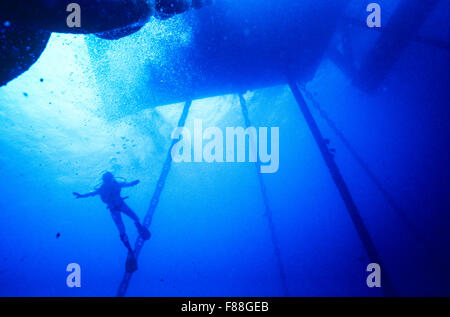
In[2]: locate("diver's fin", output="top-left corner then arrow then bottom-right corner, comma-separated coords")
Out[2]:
126,252 -> 138,273
136,223 -> 151,241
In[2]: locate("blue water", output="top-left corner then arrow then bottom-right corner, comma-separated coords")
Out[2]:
0,0 -> 449,296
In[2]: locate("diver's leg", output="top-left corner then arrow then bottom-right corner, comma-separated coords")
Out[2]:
110,210 -> 133,253
121,204 -> 151,240
111,208 -> 138,273
121,203 -> 140,222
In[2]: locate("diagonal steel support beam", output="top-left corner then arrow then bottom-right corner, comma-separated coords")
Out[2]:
238,94 -> 289,296
288,79 -> 397,297
117,100 -> 192,297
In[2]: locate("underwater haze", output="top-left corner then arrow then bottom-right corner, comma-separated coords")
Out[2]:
0,0 -> 449,296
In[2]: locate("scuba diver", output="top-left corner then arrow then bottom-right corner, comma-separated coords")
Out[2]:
73,172 -> 150,272
0,0 -> 213,86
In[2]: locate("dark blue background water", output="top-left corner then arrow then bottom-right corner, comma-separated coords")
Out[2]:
0,0 -> 449,296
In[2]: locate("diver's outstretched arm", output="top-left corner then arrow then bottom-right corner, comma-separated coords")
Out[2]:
73,191 -> 98,199
120,180 -> 140,188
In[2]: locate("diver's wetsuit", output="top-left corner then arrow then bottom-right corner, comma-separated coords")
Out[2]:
95,179 -> 144,251
0,0 -> 213,86
74,173 -> 149,273
74,176 -> 148,253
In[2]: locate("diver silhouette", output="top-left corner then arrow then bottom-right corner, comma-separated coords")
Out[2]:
73,172 -> 150,272
0,0 -> 214,86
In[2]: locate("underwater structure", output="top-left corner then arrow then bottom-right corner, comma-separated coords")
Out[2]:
0,0 -> 449,297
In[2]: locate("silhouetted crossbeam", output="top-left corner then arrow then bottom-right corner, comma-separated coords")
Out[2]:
117,101 -> 192,297
238,94 -> 289,296
288,79 -> 397,297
